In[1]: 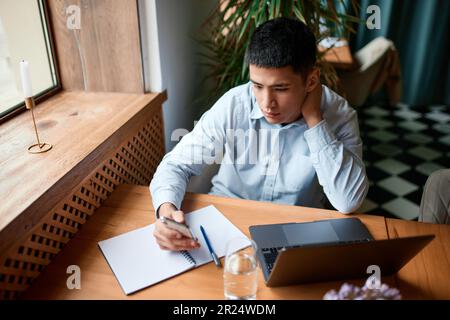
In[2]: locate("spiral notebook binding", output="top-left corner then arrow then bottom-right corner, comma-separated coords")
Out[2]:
181,250 -> 196,265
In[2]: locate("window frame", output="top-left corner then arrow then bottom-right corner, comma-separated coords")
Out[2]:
0,0 -> 61,124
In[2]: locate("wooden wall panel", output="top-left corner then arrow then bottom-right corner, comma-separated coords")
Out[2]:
47,0 -> 144,93
0,107 -> 165,299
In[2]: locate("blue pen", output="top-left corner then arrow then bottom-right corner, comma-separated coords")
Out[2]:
200,225 -> 222,268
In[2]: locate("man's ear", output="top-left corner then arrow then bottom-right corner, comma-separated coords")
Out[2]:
305,68 -> 320,93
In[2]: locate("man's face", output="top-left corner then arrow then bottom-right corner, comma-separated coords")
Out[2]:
249,64 -> 308,125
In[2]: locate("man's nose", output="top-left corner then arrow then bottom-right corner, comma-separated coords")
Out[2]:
263,90 -> 275,110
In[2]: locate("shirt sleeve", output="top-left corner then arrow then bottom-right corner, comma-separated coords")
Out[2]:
303,108 -> 369,213
149,94 -> 232,218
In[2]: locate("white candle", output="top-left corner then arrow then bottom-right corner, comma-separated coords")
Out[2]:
20,60 -> 33,98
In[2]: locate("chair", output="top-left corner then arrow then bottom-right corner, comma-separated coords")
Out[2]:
419,169 -> 450,224
337,37 -> 402,107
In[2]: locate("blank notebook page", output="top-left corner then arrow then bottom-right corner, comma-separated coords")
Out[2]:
185,205 -> 250,266
98,224 -> 195,294
98,205 -> 249,295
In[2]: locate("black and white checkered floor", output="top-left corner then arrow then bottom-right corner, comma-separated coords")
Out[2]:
356,103 -> 450,220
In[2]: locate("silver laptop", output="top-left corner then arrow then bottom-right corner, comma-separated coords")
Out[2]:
249,218 -> 434,286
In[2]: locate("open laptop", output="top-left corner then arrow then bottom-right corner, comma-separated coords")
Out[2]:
249,218 -> 435,287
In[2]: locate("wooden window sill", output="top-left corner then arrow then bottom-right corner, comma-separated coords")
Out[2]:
0,90 -> 167,257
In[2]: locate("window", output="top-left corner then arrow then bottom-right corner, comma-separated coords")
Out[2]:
0,0 -> 58,121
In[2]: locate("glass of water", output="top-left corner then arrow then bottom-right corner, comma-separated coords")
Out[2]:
223,237 -> 258,300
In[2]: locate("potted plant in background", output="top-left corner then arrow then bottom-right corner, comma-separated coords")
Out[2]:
197,0 -> 361,114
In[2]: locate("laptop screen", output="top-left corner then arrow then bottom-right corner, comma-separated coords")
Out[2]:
282,221 -> 340,246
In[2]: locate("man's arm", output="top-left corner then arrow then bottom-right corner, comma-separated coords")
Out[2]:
302,85 -> 369,213
150,93 -> 233,251
150,95 -> 230,218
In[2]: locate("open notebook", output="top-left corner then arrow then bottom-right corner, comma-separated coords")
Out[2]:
98,205 -> 250,295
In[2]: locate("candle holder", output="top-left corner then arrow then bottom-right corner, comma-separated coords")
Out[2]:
25,97 -> 52,154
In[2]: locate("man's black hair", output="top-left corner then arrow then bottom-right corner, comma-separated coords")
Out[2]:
245,17 -> 317,78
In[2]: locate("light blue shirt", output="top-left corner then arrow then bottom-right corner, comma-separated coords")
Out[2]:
150,83 -> 368,214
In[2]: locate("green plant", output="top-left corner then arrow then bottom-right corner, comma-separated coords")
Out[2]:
197,0 -> 361,114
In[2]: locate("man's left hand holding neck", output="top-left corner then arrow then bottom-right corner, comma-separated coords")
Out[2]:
302,83 -> 323,128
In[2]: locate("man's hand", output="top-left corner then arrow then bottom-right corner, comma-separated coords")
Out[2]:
153,202 -> 200,251
301,83 -> 323,128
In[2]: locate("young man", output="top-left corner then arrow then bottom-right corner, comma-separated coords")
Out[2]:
150,17 -> 369,251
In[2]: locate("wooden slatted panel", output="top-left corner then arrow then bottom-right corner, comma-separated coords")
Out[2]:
0,109 -> 165,299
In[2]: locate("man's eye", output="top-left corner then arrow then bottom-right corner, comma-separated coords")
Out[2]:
275,88 -> 288,91
253,85 -> 262,90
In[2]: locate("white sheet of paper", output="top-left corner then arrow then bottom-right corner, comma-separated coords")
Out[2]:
98,224 -> 194,294
98,205 -> 249,295
185,205 -> 250,266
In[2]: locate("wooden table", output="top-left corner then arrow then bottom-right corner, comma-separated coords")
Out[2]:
386,219 -> 450,299
23,185 -> 450,299
319,41 -> 356,70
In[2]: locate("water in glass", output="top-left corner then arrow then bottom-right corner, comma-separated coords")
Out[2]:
223,237 -> 258,300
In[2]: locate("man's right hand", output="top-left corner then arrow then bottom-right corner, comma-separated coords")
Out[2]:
153,202 -> 200,251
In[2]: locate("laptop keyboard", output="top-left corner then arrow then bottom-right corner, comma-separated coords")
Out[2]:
262,239 -> 372,273
262,247 -> 283,273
